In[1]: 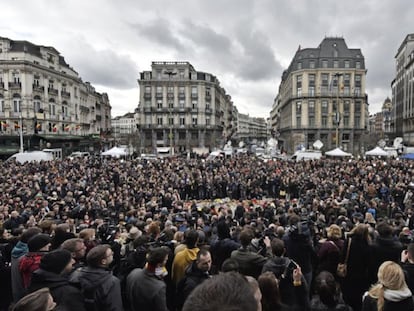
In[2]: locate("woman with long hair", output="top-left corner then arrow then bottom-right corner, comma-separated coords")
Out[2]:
317,224 -> 344,277
311,271 -> 352,310
362,261 -> 414,311
258,271 -> 288,311
340,223 -> 371,311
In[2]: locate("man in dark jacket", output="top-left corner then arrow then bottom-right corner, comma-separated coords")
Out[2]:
209,221 -> 240,273
262,238 -> 309,308
367,221 -> 403,285
230,228 -> 271,279
400,242 -> 414,293
126,246 -> 169,311
176,249 -> 212,310
70,244 -> 123,311
28,249 -> 86,311
10,227 -> 42,302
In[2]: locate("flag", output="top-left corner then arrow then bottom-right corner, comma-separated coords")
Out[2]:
14,121 -> 20,129
36,123 -> 41,130
1,121 -> 8,128
64,125 -> 70,131
52,124 -> 58,132
75,125 -> 81,130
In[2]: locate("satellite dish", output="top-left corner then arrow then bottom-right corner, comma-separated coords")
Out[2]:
227,140 -> 232,147
394,137 -> 403,148
239,141 -> 245,148
313,140 -> 323,150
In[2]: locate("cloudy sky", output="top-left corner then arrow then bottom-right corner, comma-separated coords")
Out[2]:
1,0 -> 413,118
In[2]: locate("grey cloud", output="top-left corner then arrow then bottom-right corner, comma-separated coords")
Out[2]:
65,40 -> 137,90
233,22 -> 283,81
131,18 -> 185,52
180,21 -> 232,52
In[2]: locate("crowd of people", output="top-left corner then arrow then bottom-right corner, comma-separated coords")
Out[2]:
0,154 -> 414,310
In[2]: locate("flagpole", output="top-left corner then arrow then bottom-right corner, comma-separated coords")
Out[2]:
19,114 -> 24,153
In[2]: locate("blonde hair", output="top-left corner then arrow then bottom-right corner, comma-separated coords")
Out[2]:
327,224 -> 342,240
367,261 -> 408,311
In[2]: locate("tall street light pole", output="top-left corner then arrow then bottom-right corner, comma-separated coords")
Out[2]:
19,114 -> 24,153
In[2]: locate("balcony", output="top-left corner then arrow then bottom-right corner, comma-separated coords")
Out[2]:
178,93 -> 185,99
155,92 -> 163,98
205,108 -> 212,114
191,93 -> 198,99
143,107 -> 152,113
205,94 -> 211,100
61,90 -> 71,98
144,93 -> 152,99
48,88 -> 58,96
8,82 -> 21,90
167,92 -> 174,99
33,84 -> 44,93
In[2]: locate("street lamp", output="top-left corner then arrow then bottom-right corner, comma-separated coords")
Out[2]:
334,72 -> 343,148
19,114 -> 24,153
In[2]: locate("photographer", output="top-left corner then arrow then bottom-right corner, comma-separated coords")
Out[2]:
262,238 -> 309,308
230,228 -> 271,279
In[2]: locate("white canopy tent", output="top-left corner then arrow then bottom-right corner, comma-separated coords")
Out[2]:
365,146 -> 388,157
101,146 -> 127,158
325,147 -> 352,157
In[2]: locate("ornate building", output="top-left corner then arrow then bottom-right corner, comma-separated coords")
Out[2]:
392,33 -> 414,145
0,36 -> 111,155
273,37 -> 369,154
136,61 -> 233,154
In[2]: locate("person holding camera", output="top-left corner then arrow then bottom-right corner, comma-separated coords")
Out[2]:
262,238 -> 309,308
230,228 -> 272,279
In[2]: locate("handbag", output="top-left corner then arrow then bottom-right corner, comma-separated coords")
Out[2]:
337,238 -> 351,278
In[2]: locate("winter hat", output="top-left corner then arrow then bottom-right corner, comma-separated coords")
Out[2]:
28,234 -> 51,252
40,249 -> 72,274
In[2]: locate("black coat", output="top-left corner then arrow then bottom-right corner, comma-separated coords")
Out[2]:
310,294 -> 353,311
176,261 -> 211,310
362,290 -> 414,311
262,256 -> 309,308
283,230 -> 316,275
367,236 -> 403,285
209,237 -> 240,272
29,269 -> 86,311
70,266 -> 123,311
340,235 -> 371,311
401,262 -> 414,294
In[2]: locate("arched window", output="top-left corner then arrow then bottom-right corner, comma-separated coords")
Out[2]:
34,95 -> 42,113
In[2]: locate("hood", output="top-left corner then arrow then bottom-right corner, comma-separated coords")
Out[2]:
74,267 -> 112,290
384,287 -> 412,302
185,261 -> 209,278
12,241 -> 28,259
19,253 -> 43,274
30,269 -> 68,290
264,257 -> 291,279
376,236 -> 403,248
